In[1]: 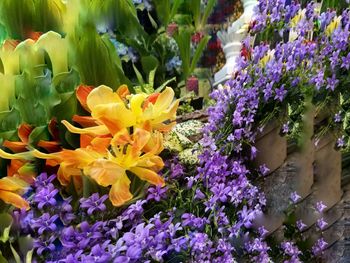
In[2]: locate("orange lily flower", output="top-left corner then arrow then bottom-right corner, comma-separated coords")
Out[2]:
62,85 -> 179,137
85,128 -> 165,206
0,177 -> 29,210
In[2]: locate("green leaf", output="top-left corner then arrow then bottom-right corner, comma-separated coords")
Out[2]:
52,91 -> 77,122
153,0 -> 170,25
189,35 -> 210,73
25,249 -> 33,263
132,64 -> 145,86
28,126 -> 50,147
155,77 -> 176,93
10,244 -> 21,263
174,27 -> 192,80
147,12 -> 158,29
169,0 -> 183,22
200,0 -> 216,29
0,213 -> 12,243
113,0 -> 146,37
0,252 -> 8,263
189,0 -> 201,30
141,55 -> 159,77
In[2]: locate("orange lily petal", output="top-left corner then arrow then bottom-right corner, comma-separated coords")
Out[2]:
72,115 -> 97,127
2,141 -> 27,153
7,160 -> 25,177
92,103 -> 136,134
131,128 -> 151,157
111,129 -> 132,146
62,120 -> 110,136
18,123 -> 33,143
90,137 -> 111,153
143,93 -> 160,110
0,177 -> 28,191
129,167 -> 165,186
37,140 -> 61,152
116,84 -> 130,99
0,190 -> 29,210
76,85 -> 94,112
80,134 -> 94,148
57,162 -> 81,186
86,159 -> 125,187
109,176 -> 132,206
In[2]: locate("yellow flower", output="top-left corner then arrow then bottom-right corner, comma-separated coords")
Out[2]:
0,177 -> 29,210
85,128 -> 165,206
62,85 -> 179,136
33,128 -> 165,206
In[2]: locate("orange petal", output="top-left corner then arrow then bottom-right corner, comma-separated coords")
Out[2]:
0,190 -> 29,210
37,140 -> 61,152
7,160 -> 25,177
90,137 -> 111,153
62,120 -> 110,136
76,85 -> 94,112
86,159 -> 125,187
72,115 -> 97,127
80,134 -> 94,148
32,149 -> 62,162
111,129 -> 131,146
18,124 -> 33,143
131,129 -> 151,156
129,167 -> 165,186
143,93 -> 160,110
2,141 -> 27,153
116,84 -> 130,99
92,103 -> 136,134
0,177 -> 28,191
57,162 -> 81,186
109,176 -> 132,206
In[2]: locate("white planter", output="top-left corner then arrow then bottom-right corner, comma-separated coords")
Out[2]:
214,0 -> 258,86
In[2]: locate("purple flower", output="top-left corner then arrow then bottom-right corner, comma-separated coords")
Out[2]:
33,235 -> 57,255
281,241 -> 301,257
337,136 -> 346,148
315,201 -> 327,213
238,206 -> 256,228
334,112 -> 342,123
80,193 -> 108,215
31,213 -> 59,235
34,173 -> 57,188
326,74 -> 339,91
290,191 -> 301,204
316,218 -> 328,230
259,164 -> 270,176
341,53 -> 350,70
194,189 -> 206,200
296,220 -> 307,231
312,238 -> 328,256
83,242 -> 112,263
147,185 -> 168,202
76,221 -> 104,249
282,122 -> 289,134
274,85 -> 287,102
33,183 -> 59,210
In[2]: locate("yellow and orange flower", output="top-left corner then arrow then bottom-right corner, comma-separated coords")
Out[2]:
63,85 -> 179,137
0,177 -> 29,210
33,128 -> 165,206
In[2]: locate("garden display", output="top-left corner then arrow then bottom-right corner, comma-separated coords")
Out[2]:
0,0 -> 350,262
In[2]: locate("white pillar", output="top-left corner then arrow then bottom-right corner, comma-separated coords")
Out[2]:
214,0 -> 258,87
